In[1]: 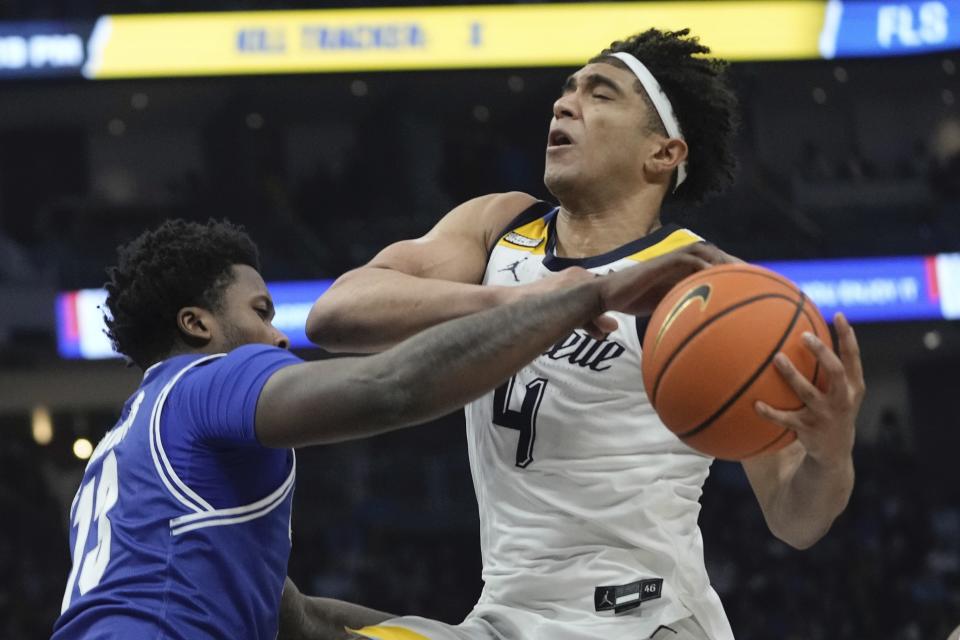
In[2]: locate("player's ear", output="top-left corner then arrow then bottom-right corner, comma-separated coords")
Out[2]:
645,137 -> 688,182
177,306 -> 215,346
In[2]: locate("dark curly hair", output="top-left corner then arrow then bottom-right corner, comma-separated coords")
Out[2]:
104,219 -> 261,369
591,28 -> 740,205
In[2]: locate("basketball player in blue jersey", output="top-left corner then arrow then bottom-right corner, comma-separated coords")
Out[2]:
306,29 -> 866,640
51,218 -> 726,639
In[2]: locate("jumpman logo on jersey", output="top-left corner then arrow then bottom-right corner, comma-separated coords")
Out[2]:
498,257 -> 529,282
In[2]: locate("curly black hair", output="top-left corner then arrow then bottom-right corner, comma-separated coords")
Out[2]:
591,28 -> 740,206
104,219 -> 261,369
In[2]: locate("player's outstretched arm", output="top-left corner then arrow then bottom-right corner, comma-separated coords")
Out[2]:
306,192 -> 537,354
278,577 -> 392,640
258,244 -> 722,448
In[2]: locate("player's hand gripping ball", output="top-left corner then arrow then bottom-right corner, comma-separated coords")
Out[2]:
641,264 -> 831,460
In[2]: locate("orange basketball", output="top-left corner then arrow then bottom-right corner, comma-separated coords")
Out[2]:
641,263 -> 831,461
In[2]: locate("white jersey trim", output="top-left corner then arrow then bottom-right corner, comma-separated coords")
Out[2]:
148,354 -> 224,514
168,454 -> 296,536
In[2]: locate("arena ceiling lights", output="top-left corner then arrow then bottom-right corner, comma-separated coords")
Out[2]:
0,0 -> 957,80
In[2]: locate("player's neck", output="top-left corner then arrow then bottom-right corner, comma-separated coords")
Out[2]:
554,189 -> 663,259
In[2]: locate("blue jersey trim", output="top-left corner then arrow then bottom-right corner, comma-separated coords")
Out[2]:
169,453 -> 296,536
148,354 -> 224,514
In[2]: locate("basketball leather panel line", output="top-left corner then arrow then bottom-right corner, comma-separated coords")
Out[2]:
669,280 -> 828,458
676,291 -> 809,440
650,292 -> 797,404
774,303 -> 827,413
648,264 -> 827,419
741,422 -> 795,459
641,263 -> 794,361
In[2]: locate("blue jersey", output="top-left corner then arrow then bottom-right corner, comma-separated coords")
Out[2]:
53,344 -> 303,640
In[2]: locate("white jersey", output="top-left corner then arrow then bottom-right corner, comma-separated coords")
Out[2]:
355,203 -> 735,640
461,203 -> 734,640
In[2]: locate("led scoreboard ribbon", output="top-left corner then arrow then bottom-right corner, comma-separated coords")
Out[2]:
820,0 -> 960,58
1,1 -> 956,80
80,2 -> 825,79
57,254 -> 960,360
56,280 -> 335,360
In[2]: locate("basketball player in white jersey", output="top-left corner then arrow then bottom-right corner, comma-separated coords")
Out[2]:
302,29 -> 865,640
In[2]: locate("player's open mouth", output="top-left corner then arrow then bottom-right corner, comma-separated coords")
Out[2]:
547,130 -> 575,148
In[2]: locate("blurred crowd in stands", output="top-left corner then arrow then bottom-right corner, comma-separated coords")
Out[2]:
0,57 -> 958,292
2,408 -> 957,639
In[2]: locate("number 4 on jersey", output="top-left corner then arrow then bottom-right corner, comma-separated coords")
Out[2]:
492,376 -> 548,468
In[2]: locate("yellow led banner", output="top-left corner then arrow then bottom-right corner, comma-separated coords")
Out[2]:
84,2 -> 827,79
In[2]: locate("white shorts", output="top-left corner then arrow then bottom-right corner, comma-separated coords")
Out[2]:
352,612 -> 712,640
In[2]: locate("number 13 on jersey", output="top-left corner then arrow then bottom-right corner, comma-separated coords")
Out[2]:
492,375 -> 548,468
61,450 -> 119,612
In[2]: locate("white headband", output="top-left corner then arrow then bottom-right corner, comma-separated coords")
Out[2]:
609,52 -> 688,190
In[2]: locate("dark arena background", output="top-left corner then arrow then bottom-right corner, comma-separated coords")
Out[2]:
1,1 -> 959,638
